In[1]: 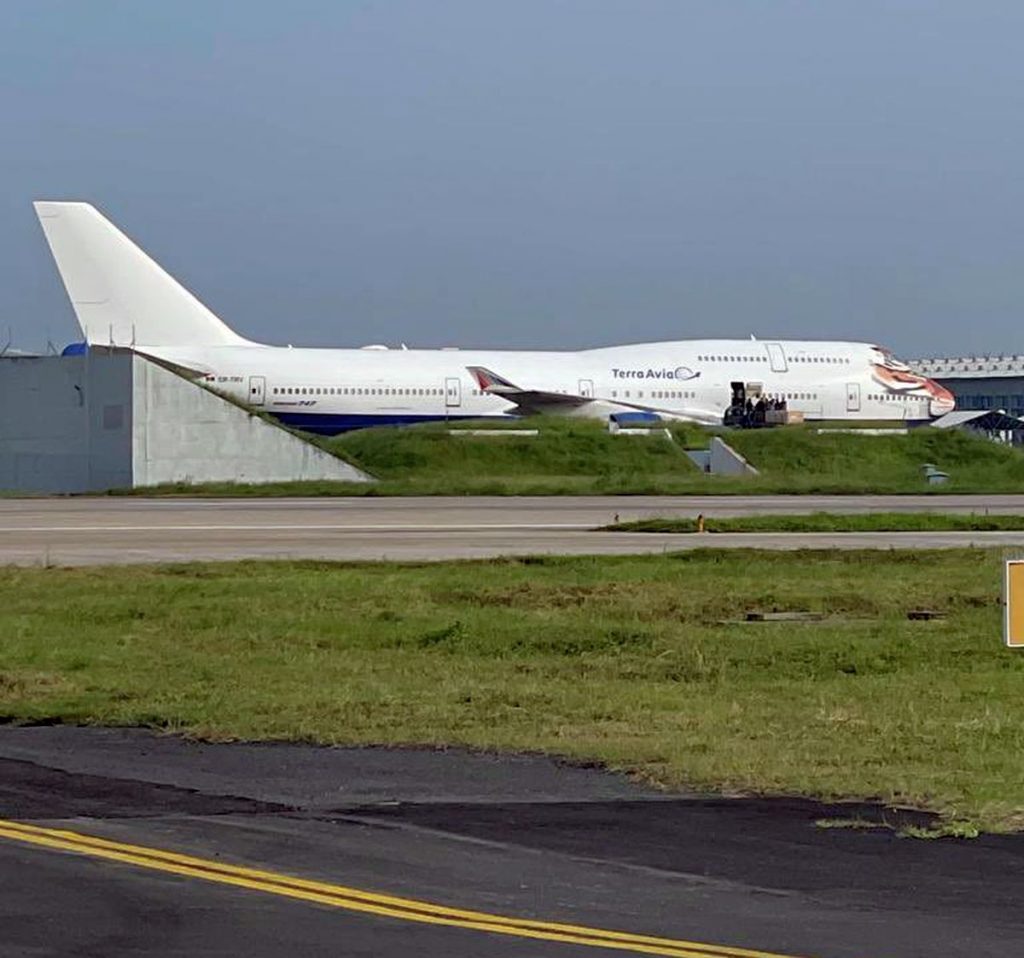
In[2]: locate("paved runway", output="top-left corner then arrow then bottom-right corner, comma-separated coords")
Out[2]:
2,727 -> 1021,958
4,495 -> 1024,564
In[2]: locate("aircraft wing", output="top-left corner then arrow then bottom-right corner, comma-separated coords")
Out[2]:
467,365 -> 723,424
466,366 -> 592,414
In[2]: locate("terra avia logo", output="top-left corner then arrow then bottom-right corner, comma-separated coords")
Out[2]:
611,366 -> 701,381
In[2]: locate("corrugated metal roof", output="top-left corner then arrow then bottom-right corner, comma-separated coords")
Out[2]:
909,355 -> 1024,378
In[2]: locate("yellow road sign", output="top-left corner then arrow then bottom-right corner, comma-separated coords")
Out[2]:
1005,560 -> 1024,647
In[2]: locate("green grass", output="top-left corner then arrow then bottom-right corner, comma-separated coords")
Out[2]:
725,426 -> 1024,493
3,549 -> 1024,830
108,418 -> 1024,496
327,415 -> 710,493
330,417 -> 1024,494
113,416 -> 708,496
608,512 -> 1024,533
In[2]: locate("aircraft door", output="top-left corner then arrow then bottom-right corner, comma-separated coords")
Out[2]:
445,376 -> 461,408
846,383 -> 861,412
248,375 -> 266,406
578,379 -> 594,398
765,343 -> 788,373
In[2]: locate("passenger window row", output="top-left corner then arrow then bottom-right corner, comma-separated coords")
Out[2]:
272,386 -> 445,396
697,355 -> 851,364
610,390 -> 696,399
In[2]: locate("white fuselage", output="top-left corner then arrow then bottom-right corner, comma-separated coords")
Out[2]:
31,202 -> 956,434
147,338 -> 955,434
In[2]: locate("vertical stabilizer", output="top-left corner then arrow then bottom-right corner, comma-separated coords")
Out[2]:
33,201 -> 252,348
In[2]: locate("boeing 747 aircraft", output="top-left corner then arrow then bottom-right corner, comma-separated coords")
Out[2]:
34,202 -> 954,434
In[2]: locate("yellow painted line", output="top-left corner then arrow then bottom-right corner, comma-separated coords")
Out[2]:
0,819 -> 808,958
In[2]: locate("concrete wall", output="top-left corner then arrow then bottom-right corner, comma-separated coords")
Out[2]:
709,436 -> 759,476
0,353 -> 372,492
0,354 -> 133,493
131,358 -> 371,486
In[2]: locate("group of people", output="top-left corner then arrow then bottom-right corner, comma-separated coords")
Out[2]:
743,395 -> 788,417
724,391 -> 789,428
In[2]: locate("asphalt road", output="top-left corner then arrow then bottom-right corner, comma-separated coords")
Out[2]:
2,727 -> 1022,957
5,495 -> 1024,565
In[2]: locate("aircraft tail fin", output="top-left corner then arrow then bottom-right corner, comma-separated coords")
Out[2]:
33,201 -> 252,348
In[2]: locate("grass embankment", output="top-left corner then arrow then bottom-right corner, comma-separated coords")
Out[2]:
326,415 -> 705,494
609,513 -> 1024,533
724,426 -> 1024,494
117,416 -> 706,496
116,418 -> 1024,496
2,549 -> 1023,830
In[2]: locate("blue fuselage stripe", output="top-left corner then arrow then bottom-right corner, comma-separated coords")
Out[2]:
270,411 -> 504,434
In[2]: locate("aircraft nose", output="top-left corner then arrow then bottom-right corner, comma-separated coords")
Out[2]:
927,379 -> 955,416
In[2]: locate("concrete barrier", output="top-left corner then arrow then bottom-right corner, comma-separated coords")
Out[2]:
0,353 -> 372,492
708,437 -> 759,476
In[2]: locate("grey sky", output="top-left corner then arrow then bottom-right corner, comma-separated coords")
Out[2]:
2,1 -> 1023,356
